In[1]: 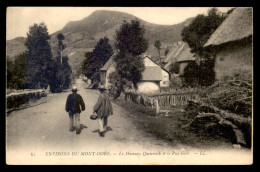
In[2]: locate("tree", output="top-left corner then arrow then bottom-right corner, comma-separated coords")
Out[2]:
198,57 -> 215,86
154,40 -> 161,66
108,71 -> 123,99
56,33 -> 70,91
181,8 -> 225,55
92,36 -> 113,67
7,52 -> 28,89
115,20 -> 148,56
183,61 -> 200,86
115,53 -> 145,88
114,20 -> 148,89
7,58 -> 14,89
57,33 -> 65,64
81,37 -> 113,83
48,56 -> 72,93
26,23 -> 53,89
81,52 -> 91,78
181,8 -> 224,86
169,62 -> 180,74
13,52 -> 28,89
165,48 -> 169,56
61,56 -> 72,89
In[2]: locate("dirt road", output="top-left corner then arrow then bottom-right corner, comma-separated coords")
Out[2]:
6,79 -> 252,165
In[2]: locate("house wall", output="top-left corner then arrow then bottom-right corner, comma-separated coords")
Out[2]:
100,71 -> 106,86
105,63 -> 116,88
143,57 -> 158,66
214,43 -> 252,81
137,81 -> 160,93
160,69 -> 170,87
144,56 -> 169,87
179,62 -> 189,75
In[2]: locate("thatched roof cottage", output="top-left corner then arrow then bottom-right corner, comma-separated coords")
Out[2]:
204,7 -> 253,81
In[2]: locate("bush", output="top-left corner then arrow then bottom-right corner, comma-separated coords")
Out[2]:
169,62 -> 180,74
6,90 -> 47,110
7,52 -> 27,89
183,61 -> 200,86
108,71 -> 123,99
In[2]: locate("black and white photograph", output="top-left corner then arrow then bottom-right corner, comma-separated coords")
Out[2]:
5,7 -> 253,165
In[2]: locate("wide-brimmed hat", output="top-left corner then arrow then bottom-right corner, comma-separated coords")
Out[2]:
71,86 -> 78,92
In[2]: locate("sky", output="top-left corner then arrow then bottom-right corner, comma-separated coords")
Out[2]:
6,7 -> 233,40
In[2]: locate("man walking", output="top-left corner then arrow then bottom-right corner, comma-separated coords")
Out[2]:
93,85 -> 113,137
65,86 -> 85,134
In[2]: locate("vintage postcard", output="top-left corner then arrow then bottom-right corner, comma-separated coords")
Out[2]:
6,7 -> 253,165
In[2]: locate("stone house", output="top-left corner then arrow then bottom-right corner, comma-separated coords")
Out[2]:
203,7 -> 253,81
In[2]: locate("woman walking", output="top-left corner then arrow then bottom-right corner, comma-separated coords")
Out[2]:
93,85 -> 113,137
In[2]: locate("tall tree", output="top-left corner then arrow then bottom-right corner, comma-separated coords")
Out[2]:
92,37 -> 113,67
181,8 -> 225,86
81,52 -> 91,78
165,48 -> 169,56
57,33 -> 65,64
154,40 -> 161,67
114,19 -> 148,89
48,55 -> 72,93
115,53 -> 145,88
26,23 -> 53,89
61,56 -> 72,89
181,8 -> 225,55
81,37 -> 113,83
115,20 -> 148,56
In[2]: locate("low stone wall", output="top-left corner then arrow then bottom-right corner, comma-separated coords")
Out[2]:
6,89 -> 48,110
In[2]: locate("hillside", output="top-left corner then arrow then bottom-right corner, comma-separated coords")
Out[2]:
6,37 -> 27,61
6,10 -> 193,73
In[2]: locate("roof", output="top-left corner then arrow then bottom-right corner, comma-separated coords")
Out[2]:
204,7 -> 253,47
142,55 -> 170,75
141,66 -> 162,81
176,45 -> 195,62
100,53 -> 166,81
100,53 -> 116,71
164,43 -> 195,70
163,42 -> 185,63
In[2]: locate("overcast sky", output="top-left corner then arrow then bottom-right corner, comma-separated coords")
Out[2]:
6,7 -> 233,40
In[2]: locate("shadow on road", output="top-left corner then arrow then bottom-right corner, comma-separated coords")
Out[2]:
80,124 -> 88,130
92,126 -> 113,133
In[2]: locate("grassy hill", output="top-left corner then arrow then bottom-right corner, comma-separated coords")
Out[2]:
6,10 -> 193,73
6,37 -> 27,61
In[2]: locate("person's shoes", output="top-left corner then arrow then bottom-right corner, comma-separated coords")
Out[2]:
98,131 -> 105,137
76,129 -> 81,134
69,128 -> 74,132
100,132 -> 105,137
70,126 -> 75,132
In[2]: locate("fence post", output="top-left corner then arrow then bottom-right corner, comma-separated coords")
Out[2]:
155,99 -> 160,114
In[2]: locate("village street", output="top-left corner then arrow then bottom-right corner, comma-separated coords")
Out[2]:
6,79 -> 252,165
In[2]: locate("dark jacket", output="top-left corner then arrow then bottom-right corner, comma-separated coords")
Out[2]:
93,92 -> 113,118
66,93 -> 85,114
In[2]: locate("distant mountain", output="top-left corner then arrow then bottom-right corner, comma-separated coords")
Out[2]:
6,10 -> 193,73
6,37 -> 27,61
